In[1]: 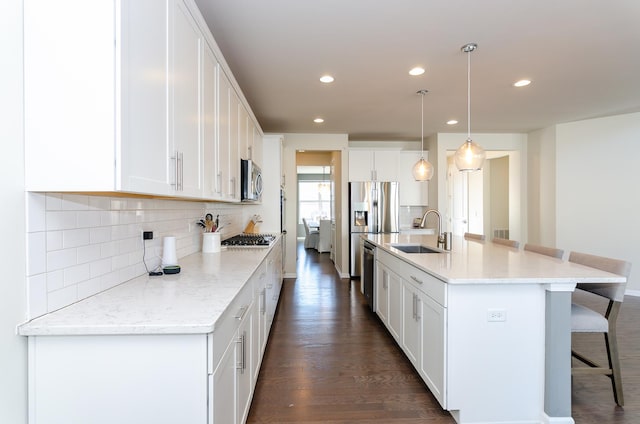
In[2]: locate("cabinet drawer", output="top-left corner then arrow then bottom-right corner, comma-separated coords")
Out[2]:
377,249 -> 446,307
209,281 -> 253,368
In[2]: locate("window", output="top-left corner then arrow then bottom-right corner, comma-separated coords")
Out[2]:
298,180 -> 331,224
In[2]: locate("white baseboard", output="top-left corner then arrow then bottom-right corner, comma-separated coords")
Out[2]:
625,289 -> 640,297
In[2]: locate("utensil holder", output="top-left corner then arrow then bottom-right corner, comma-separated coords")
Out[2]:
203,232 -> 221,253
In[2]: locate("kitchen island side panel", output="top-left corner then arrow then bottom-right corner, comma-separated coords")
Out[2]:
446,283 -> 545,423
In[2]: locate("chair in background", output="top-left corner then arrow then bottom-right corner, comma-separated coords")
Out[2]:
302,218 -> 319,250
463,232 -> 485,241
492,237 -> 520,248
569,251 -> 632,406
524,243 -> 564,259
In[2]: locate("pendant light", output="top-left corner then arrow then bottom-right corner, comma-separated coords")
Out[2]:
412,89 -> 434,181
454,43 -> 486,172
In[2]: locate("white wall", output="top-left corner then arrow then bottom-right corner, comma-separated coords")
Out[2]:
434,133 -> 527,242
282,133 -> 349,278
556,112 -> 640,292
527,126 -> 557,246
0,0 -> 28,422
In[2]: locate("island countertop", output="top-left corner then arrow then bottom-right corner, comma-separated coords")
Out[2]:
18,242 -> 280,336
364,233 -> 626,285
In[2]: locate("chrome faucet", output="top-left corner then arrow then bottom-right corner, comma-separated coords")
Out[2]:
420,209 -> 446,249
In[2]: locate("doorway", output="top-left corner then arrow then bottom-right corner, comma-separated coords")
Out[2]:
447,152 -> 511,239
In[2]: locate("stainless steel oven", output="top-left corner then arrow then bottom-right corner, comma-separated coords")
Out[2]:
241,159 -> 263,202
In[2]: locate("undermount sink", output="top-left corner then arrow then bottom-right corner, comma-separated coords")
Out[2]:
391,244 -> 443,254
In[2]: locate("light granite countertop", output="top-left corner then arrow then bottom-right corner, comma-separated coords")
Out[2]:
366,233 -> 627,285
18,243 -> 279,336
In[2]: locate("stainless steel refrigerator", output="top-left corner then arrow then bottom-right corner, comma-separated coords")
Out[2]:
349,181 -> 399,277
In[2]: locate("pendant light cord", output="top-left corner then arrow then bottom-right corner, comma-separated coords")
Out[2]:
467,48 -> 471,140
421,91 -> 424,157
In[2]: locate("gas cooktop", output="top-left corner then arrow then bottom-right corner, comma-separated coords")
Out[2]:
221,233 -> 276,247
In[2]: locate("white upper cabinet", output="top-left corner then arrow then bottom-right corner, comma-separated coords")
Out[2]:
24,0 -> 171,193
169,0 -> 203,197
398,151 -> 429,206
24,0 -> 260,201
348,149 -> 399,182
202,41 -> 219,199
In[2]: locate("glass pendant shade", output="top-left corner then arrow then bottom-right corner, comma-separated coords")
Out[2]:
454,138 -> 486,171
412,157 -> 434,181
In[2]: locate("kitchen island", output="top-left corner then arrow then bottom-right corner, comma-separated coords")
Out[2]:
19,237 -> 283,424
365,233 -> 626,424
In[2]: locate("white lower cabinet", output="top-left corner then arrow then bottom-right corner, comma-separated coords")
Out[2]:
27,243 -> 283,424
375,248 -> 447,408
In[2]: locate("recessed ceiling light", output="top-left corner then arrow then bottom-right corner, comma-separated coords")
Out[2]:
409,67 -> 425,76
313,118 -> 324,123
319,75 -> 334,83
446,120 -> 459,125
514,79 -> 531,87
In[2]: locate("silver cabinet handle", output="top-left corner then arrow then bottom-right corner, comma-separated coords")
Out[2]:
178,152 -> 184,191
410,276 -> 424,285
235,305 -> 248,321
230,176 -> 236,198
172,151 -> 179,189
260,288 -> 266,314
236,330 -> 246,373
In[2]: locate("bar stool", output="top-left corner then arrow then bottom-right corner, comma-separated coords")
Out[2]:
492,237 -> 519,248
569,251 -> 632,406
524,243 -> 564,259
463,232 -> 485,241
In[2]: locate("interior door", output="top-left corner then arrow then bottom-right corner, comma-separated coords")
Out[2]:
449,162 -> 469,236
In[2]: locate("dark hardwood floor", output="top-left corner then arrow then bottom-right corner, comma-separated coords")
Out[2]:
247,242 -> 640,423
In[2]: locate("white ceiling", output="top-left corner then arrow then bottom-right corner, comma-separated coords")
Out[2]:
195,0 -> 640,142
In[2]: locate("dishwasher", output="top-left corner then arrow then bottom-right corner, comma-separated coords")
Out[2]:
362,240 -> 375,311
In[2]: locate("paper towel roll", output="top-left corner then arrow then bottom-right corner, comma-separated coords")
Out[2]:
162,236 -> 178,266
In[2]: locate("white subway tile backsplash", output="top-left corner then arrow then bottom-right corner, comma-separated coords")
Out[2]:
77,244 -> 101,264
90,258 -> 112,278
63,263 -> 91,287
62,228 -> 90,248
77,210 -> 102,228
46,211 -> 77,231
46,231 -> 63,251
61,194 -> 90,210
47,286 -> 77,313
90,227 -> 111,244
26,232 -> 47,276
45,193 -> 63,210
77,277 -> 102,299
46,248 -> 77,272
26,193 -> 249,320
28,274 -> 48,318
46,270 -> 64,292
26,193 -> 47,232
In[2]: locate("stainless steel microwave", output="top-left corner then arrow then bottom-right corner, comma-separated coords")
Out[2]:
241,159 -> 263,202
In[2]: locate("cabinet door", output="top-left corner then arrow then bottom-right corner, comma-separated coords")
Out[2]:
402,283 -> 421,366
212,339 -> 237,424
387,270 -> 403,342
375,262 -> 390,324
373,150 -> 399,181
252,123 -> 263,165
398,151 -> 429,206
238,104 -> 250,160
229,88 -> 241,201
237,305 -> 253,424
170,0 -> 203,197
418,291 -> 446,407
348,150 -> 374,181
202,42 -> 218,199
120,0 -> 171,195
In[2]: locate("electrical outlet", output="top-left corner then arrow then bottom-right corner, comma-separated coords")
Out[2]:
143,231 -> 153,240
487,309 -> 506,322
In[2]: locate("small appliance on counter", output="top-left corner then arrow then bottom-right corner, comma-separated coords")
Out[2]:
161,236 -> 181,274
